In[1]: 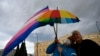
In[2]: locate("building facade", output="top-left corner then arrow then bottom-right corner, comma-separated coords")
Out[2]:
34,33 -> 100,56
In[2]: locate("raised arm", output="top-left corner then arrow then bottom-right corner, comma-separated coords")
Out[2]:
46,37 -> 59,54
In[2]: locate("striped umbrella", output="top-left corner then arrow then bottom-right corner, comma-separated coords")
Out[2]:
36,8 -> 80,38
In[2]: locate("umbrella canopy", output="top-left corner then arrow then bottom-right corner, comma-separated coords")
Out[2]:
36,9 -> 80,37
2,6 -> 79,56
37,9 -> 79,25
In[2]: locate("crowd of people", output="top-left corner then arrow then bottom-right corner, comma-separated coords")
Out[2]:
46,30 -> 100,56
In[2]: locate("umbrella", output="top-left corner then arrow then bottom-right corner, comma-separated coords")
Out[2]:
36,8 -> 80,38
2,6 -> 79,56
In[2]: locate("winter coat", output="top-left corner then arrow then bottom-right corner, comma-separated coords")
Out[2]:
46,43 -> 76,56
71,39 -> 100,56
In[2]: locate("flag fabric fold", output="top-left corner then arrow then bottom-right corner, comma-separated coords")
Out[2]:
2,6 -> 49,56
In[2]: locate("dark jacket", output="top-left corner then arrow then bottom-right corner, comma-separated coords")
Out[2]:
71,39 -> 100,56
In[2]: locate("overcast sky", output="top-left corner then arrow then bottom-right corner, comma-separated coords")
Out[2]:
0,0 -> 100,54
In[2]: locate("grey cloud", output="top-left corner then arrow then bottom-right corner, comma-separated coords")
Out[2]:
73,0 -> 100,18
26,25 -> 55,42
0,0 -> 100,42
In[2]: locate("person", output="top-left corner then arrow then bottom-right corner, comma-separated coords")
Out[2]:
68,30 -> 100,56
46,37 -> 77,56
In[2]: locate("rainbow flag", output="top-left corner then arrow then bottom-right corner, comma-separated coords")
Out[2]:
2,6 -> 49,56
